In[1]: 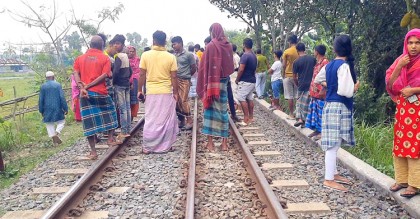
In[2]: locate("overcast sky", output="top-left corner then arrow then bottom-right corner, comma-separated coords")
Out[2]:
0,0 -> 247,51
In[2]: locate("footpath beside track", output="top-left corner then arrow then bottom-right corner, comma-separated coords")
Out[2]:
254,97 -> 420,218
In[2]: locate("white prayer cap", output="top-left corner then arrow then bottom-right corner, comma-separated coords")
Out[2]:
45,71 -> 55,77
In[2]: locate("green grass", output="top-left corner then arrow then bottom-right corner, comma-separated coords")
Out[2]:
0,110 -> 83,190
0,77 -> 39,118
346,121 -> 394,177
0,78 -> 36,101
0,72 -> 35,78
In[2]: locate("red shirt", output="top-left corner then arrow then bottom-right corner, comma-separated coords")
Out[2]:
309,58 -> 329,99
74,48 -> 111,95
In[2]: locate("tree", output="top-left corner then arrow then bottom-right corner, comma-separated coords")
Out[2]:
63,31 -> 83,51
71,2 -> 125,48
210,0 -> 267,49
225,30 -> 249,49
7,0 -> 72,64
126,32 -> 143,50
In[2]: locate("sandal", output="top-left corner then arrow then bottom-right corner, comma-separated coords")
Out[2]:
400,187 -> 420,198
323,181 -> 348,192
308,131 -> 320,138
389,183 -> 408,192
182,124 -> 193,130
334,175 -> 353,185
294,121 -> 304,127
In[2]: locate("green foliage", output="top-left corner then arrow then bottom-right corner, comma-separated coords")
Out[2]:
63,31 -> 83,51
0,120 -> 15,151
347,121 -> 394,177
225,30 -> 249,49
354,51 -> 391,124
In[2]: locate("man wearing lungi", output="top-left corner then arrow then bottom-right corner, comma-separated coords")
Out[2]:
292,43 -> 316,128
171,36 -> 197,130
138,30 -> 179,154
73,35 -> 119,160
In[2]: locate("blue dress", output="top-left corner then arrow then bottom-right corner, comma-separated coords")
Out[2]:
38,80 -> 68,123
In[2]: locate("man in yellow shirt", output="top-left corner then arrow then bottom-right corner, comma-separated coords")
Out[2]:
139,30 -> 179,154
194,44 -> 203,61
256,49 -> 270,98
282,35 -> 299,119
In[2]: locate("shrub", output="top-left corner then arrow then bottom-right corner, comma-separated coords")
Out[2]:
346,120 -> 394,177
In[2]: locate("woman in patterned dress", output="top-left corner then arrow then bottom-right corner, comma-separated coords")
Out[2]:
386,29 -> 420,198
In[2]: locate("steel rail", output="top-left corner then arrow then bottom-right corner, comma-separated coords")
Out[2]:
41,117 -> 145,219
229,117 -> 288,219
185,97 -> 198,219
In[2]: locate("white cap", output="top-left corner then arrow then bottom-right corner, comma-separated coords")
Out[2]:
45,71 -> 55,77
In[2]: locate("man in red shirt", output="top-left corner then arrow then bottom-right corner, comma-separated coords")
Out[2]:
73,35 -> 119,160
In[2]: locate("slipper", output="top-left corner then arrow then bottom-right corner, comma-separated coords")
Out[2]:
286,117 -> 296,120
323,184 -> 348,192
238,121 -> 248,126
389,183 -> 408,192
294,121 -> 304,127
86,154 -> 98,160
312,134 -> 321,141
308,131 -> 319,138
335,179 -> 353,186
182,124 -> 193,130
400,188 -> 420,198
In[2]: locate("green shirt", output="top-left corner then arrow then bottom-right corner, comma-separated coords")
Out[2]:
256,54 -> 268,73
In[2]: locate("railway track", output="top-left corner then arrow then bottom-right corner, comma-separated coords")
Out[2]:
41,119 -> 146,218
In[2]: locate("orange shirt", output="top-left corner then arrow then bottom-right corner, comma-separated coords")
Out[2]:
74,48 -> 111,95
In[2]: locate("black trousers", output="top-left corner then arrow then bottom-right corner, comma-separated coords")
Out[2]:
227,79 -> 236,118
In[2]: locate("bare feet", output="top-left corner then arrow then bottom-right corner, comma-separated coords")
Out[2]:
87,152 -> 98,160
206,142 -> 215,151
323,180 -> 348,192
221,142 -> 228,151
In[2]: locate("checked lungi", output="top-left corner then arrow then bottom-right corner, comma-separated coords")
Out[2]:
305,98 -> 325,132
202,78 -> 229,138
80,91 -> 118,137
295,91 -> 311,121
321,102 -> 355,151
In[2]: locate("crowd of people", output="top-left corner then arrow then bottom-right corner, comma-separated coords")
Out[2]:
37,24 -> 419,197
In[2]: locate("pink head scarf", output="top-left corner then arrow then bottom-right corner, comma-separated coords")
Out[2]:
386,28 -> 420,101
127,46 -> 140,82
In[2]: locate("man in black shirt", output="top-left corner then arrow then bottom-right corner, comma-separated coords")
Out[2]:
235,38 -> 257,125
112,34 -> 132,139
292,43 -> 316,127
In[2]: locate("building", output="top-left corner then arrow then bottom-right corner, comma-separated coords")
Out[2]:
0,58 -> 30,73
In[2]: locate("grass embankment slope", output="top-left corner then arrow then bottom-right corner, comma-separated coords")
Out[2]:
0,74 -> 83,192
